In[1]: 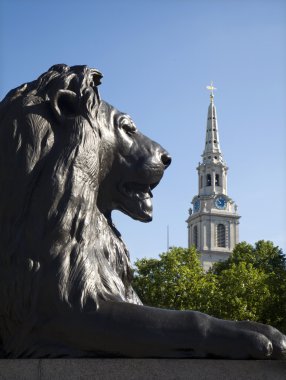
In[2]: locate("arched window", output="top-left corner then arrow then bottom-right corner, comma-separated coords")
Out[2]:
200,175 -> 203,188
217,224 -> 226,247
206,174 -> 211,186
215,174 -> 220,186
193,226 -> 198,248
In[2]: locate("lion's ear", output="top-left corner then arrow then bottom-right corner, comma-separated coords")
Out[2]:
51,89 -> 79,121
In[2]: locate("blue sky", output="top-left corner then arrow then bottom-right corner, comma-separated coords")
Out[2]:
1,0 -> 285,261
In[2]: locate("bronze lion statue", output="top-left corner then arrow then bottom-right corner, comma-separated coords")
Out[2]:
0,64 -> 285,359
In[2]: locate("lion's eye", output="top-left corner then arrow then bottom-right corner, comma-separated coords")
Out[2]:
121,123 -> 136,136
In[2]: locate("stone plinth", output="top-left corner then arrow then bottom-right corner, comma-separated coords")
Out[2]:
0,359 -> 285,380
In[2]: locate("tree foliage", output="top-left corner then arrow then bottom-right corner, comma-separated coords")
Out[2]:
133,241 -> 286,333
212,240 -> 286,274
212,241 -> 286,331
133,247 -> 216,313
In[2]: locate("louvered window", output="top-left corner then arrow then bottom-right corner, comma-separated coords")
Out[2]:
217,224 -> 226,247
193,226 -> 198,248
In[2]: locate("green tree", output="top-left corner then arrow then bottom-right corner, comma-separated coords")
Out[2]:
209,262 -> 271,321
212,240 -> 286,274
211,240 -> 286,332
133,247 -> 216,313
133,241 -> 286,333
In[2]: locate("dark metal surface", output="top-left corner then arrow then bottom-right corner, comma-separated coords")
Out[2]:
0,64 -> 285,359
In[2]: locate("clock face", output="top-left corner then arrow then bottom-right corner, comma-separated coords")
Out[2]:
215,196 -> 227,210
193,199 -> 201,213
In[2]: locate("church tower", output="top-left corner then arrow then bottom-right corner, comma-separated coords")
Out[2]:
186,83 -> 240,271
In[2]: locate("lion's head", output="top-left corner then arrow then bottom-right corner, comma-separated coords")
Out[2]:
96,101 -> 171,222
0,64 -> 171,353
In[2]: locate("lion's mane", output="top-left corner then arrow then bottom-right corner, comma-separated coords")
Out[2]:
0,65 -> 141,354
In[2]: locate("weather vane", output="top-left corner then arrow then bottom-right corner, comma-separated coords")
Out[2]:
206,81 -> 216,101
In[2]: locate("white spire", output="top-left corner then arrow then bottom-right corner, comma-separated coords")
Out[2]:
202,82 -> 224,164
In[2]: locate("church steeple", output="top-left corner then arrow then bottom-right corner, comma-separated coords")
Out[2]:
202,82 -> 224,165
197,84 -> 227,197
186,83 -> 240,271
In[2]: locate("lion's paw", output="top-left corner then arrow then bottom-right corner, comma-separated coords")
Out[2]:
237,321 -> 286,360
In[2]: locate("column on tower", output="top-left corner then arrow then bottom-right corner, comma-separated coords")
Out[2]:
198,170 -> 201,194
212,170 -> 216,193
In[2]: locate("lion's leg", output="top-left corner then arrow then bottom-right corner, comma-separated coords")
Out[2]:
35,301 -> 274,359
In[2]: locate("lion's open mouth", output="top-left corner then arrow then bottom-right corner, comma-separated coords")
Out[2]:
120,180 -> 161,199
122,182 -> 154,198
118,181 -> 160,222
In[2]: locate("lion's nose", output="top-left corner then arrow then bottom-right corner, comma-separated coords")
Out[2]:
161,152 -> 172,169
